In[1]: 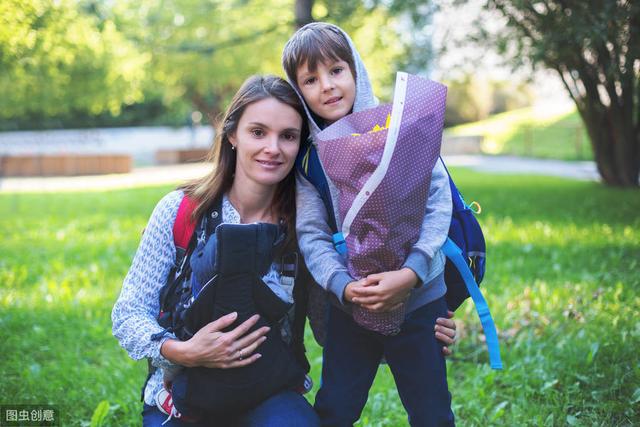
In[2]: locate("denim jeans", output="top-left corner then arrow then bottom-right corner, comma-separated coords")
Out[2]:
143,390 -> 319,427
314,297 -> 455,427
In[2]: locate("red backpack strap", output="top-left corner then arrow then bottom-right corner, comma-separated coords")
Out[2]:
173,195 -> 198,250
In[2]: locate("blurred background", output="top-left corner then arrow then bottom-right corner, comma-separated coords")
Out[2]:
0,1 -> 638,426
2,0 -> 636,185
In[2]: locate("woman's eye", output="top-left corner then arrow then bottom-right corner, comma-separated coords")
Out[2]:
251,129 -> 265,137
282,133 -> 298,142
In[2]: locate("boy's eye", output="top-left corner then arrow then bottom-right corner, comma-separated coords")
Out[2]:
332,67 -> 343,75
304,77 -> 316,86
251,128 -> 265,137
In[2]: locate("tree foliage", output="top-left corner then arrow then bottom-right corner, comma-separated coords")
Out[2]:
485,0 -> 640,186
0,0 -> 148,119
0,0 -> 436,128
113,0 -> 298,123
111,0 -> 424,121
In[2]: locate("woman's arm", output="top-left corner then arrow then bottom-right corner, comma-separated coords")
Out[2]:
111,191 -> 185,371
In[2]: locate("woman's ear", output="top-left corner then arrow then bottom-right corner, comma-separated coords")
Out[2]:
228,134 -> 237,149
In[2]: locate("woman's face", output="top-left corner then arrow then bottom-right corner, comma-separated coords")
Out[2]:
229,97 -> 302,190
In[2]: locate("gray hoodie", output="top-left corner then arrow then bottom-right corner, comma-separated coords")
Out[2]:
287,23 -> 451,313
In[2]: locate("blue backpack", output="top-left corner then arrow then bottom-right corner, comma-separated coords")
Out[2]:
296,140 -> 503,370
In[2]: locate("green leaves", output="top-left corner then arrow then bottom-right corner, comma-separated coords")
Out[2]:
89,401 -> 110,427
0,0 -> 148,119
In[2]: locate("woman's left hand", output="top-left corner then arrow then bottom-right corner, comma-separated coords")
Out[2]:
435,310 -> 457,357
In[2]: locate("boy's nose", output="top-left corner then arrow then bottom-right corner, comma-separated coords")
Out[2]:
320,75 -> 334,91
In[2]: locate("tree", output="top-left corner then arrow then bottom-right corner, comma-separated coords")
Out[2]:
113,0 -> 422,122
0,0 -> 148,119
485,0 -> 640,187
295,0 -> 314,27
113,0 -> 301,123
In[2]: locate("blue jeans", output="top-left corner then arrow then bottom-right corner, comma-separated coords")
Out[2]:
143,390 -> 319,427
314,297 -> 455,427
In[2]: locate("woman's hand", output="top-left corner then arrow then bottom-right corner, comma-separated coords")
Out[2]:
436,310 -> 457,357
161,312 -> 269,369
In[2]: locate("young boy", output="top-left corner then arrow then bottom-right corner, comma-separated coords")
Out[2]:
282,23 -> 456,426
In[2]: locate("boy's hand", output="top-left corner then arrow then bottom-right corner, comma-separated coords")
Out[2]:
436,310 -> 457,357
350,268 -> 418,312
343,279 -> 367,303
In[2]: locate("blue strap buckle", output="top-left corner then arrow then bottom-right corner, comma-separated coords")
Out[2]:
332,232 -> 347,256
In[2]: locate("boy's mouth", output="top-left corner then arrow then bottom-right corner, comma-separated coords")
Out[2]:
324,96 -> 342,105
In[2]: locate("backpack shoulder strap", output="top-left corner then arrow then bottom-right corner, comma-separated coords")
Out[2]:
296,139 -> 338,232
439,157 -> 501,369
173,194 -> 198,251
442,238 -> 502,370
145,193 -> 198,401
295,139 -> 347,255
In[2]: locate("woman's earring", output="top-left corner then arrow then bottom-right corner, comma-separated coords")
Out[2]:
231,145 -> 236,151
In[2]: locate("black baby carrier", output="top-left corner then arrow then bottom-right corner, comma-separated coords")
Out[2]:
151,196 -> 306,417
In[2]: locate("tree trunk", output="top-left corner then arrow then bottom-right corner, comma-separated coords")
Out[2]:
188,89 -> 221,126
578,104 -> 640,187
295,0 -> 314,28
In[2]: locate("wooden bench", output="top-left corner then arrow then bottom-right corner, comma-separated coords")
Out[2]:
0,154 -> 132,177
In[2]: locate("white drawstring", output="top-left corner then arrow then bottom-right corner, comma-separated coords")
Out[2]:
161,395 -> 182,425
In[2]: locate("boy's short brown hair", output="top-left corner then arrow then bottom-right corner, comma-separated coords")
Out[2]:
282,22 -> 356,87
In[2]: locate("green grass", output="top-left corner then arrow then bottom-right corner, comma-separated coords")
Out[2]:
447,104 -> 593,161
1,172 -> 639,426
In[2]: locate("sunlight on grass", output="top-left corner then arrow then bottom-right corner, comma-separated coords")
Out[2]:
1,174 -> 638,426
446,104 -> 591,160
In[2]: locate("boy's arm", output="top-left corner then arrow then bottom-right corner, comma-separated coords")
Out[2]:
353,159 -> 452,309
402,158 -> 452,285
296,173 -> 355,304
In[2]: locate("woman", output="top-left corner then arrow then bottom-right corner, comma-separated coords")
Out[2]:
112,75 -> 457,426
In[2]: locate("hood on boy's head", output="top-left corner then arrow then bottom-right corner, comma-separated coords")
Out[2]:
281,22 -> 377,139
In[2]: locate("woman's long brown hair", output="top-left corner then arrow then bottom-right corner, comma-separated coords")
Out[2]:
179,75 -> 308,248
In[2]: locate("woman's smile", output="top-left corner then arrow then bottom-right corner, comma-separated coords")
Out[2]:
256,159 -> 284,170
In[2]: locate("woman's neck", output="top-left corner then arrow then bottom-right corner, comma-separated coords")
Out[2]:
227,181 -> 277,224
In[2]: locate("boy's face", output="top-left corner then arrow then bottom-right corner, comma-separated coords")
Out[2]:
296,59 -> 356,124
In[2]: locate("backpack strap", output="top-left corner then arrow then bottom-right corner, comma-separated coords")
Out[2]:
439,157 -> 502,369
442,238 -> 502,369
142,194 -> 199,402
174,195 -> 198,251
295,139 -> 347,256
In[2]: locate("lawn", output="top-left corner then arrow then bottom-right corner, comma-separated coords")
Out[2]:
446,104 -> 592,161
1,170 -> 638,426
